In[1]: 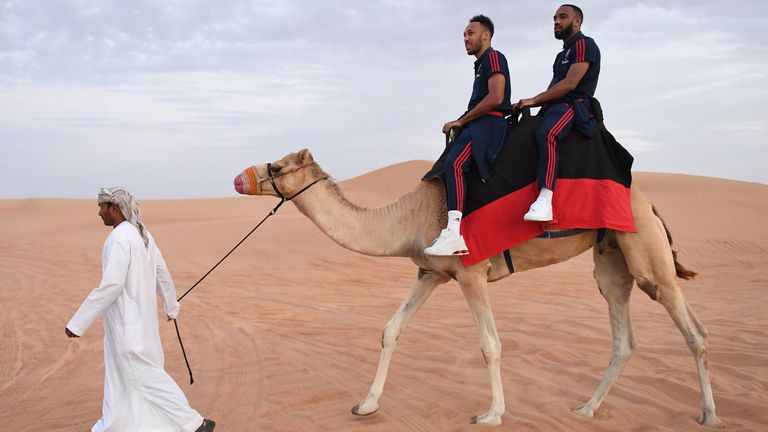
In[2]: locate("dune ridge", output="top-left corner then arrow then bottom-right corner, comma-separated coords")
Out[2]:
0,165 -> 766,431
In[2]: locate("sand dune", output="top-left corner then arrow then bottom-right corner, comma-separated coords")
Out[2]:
1,164 -> 766,431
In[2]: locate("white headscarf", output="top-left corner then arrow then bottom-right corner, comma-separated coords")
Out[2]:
98,187 -> 149,248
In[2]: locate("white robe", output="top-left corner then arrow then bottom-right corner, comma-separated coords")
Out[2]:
68,221 -> 203,432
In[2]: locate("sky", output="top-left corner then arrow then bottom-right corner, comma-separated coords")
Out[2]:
1,0 -> 766,199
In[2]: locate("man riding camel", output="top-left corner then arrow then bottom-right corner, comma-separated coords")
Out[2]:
514,4 -> 601,222
425,14 -> 512,256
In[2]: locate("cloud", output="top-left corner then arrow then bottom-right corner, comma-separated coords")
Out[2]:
1,0 -> 766,198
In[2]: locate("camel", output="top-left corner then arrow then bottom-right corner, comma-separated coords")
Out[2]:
233,149 -> 720,427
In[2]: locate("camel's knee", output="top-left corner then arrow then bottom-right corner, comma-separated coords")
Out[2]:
605,303 -> 636,365
685,333 -> 708,360
683,322 -> 709,356
689,322 -> 710,368
685,311 -> 709,343
381,319 -> 402,349
480,339 -> 502,364
612,340 -> 635,365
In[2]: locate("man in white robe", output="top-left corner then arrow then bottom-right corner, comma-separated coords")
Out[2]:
66,187 -> 215,432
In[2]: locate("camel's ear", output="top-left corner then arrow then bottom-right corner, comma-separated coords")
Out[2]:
297,148 -> 314,164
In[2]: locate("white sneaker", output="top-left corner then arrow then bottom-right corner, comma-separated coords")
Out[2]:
424,229 -> 469,256
523,198 -> 553,222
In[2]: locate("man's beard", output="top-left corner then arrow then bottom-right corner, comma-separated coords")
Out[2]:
555,22 -> 575,40
466,41 -> 481,55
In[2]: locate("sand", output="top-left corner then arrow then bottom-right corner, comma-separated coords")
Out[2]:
1,163 -> 766,431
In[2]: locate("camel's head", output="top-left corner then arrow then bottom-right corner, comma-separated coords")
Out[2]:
234,149 -> 323,198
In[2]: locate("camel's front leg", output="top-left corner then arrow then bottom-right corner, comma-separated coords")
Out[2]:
352,269 -> 448,416
458,268 -> 505,426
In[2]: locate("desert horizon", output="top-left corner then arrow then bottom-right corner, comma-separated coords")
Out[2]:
1,162 -> 766,431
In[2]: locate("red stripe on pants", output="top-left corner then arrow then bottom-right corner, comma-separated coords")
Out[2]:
453,140 -> 473,212
545,109 -> 574,188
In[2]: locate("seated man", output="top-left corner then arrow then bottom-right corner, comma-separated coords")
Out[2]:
513,4 -> 600,222
425,14 -> 512,256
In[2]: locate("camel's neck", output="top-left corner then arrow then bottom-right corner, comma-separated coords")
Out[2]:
290,179 -> 438,258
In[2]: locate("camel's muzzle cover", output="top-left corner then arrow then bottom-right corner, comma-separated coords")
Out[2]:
234,166 -> 260,195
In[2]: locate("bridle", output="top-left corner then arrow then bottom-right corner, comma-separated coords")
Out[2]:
173,159 -> 327,385
262,161 -> 327,200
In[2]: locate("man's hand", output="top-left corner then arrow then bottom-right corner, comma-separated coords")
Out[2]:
442,120 -> 462,135
65,327 -> 79,338
512,98 -> 536,111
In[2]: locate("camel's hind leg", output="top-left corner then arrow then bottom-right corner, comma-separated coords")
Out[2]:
617,207 -> 721,427
352,269 -> 449,416
575,234 -> 635,418
653,287 -> 720,427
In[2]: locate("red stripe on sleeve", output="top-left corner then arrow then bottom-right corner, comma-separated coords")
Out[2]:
577,40 -> 582,62
575,40 -> 581,63
573,41 -> 581,63
490,50 -> 499,72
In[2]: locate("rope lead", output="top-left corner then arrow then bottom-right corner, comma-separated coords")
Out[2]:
172,174 -> 326,384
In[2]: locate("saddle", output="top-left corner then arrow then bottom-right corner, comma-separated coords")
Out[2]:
423,98 -> 636,266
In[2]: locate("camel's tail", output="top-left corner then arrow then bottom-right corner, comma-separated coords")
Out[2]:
652,205 -> 697,280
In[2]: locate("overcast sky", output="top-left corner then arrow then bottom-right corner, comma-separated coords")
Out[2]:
1,0 -> 766,199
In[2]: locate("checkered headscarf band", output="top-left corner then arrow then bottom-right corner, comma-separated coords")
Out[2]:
98,187 -> 149,248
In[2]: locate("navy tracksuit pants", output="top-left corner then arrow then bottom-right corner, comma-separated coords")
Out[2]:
534,102 -> 575,190
443,112 -> 508,212
444,130 -> 473,212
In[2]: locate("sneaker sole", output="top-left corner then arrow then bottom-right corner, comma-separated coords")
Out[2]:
424,249 -> 470,256
523,215 -> 553,222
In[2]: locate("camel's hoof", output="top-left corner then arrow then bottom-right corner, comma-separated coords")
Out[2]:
470,413 -> 502,426
351,402 -> 378,417
698,411 -> 724,428
573,405 -> 595,418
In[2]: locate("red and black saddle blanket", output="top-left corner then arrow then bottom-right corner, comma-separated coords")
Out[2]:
423,100 -> 636,267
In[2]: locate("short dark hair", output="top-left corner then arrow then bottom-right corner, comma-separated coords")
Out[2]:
561,4 -> 584,21
469,15 -> 495,37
